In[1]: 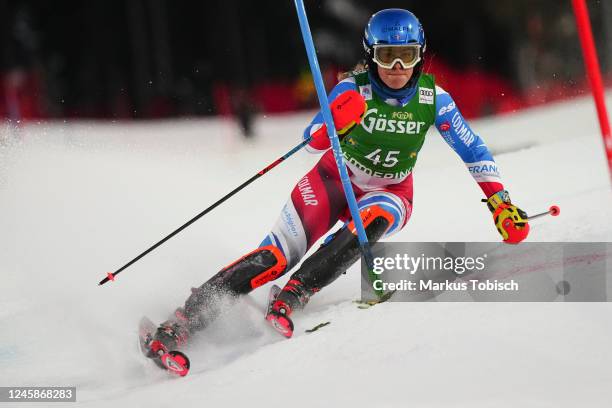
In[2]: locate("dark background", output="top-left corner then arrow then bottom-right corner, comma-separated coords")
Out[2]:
1,0 -> 611,121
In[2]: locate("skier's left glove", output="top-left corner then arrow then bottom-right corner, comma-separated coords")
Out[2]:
483,190 -> 530,244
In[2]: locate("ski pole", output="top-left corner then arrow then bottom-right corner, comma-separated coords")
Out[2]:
98,136 -> 312,286
527,205 -> 560,221
293,0 -> 381,297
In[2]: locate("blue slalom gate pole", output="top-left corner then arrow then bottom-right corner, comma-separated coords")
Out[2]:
293,0 -> 377,286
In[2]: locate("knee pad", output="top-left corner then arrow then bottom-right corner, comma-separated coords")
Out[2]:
234,245 -> 288,291
248,245 -> 288,289
347,204 -> 395,238
355,192 -> 409,237
205,245 -> 288,294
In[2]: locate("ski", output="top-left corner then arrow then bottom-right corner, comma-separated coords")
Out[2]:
265,284 -> 281,317
138,316 -> 191,377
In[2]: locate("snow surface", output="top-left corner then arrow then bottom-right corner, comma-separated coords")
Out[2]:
1,94 -> 611,408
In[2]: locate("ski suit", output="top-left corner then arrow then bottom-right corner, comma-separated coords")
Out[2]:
179,70 -> 504,332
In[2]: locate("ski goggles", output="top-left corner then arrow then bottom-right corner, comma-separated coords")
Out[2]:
372,44 -> 421,69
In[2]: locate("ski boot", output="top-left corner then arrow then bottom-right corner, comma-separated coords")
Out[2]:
150,308 -> 190,353
139,309 -> 191,376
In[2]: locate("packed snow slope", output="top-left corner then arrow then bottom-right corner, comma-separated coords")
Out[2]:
1,93 -> 611,408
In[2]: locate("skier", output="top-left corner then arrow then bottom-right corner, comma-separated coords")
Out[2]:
146,8 -> 530,357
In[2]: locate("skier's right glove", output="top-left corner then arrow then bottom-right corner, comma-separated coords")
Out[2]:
332,89 -> 367,136
483,190 -> 530,244
308,90 -> 367,151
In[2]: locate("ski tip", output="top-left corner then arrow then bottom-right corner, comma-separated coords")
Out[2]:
549,205 -> 560,216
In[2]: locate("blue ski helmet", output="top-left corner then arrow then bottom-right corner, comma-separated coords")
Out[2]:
363,9 -> 426,90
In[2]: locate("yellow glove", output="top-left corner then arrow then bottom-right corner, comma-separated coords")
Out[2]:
483,190 -> 530,244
